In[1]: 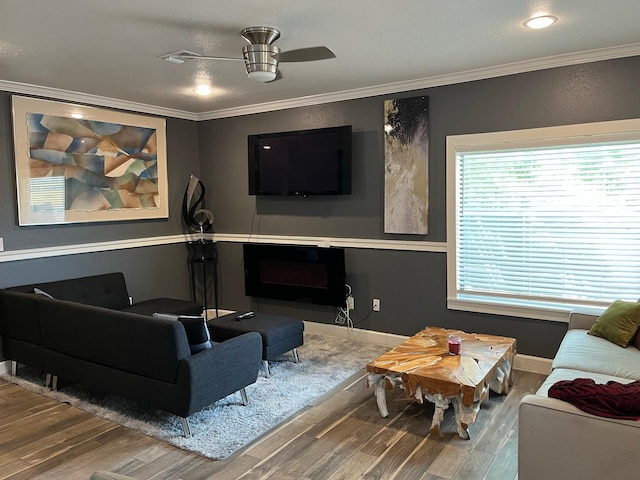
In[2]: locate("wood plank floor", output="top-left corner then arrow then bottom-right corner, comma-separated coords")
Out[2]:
0,368 -> 545,480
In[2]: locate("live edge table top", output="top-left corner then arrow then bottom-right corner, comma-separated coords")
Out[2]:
366,327 -> 517,438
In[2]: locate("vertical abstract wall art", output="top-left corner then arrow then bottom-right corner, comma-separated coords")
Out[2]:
12,96 -> 168,225
383,95 -> 429,234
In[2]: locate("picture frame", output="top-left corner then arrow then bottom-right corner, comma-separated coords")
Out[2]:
12,96 -> 168,226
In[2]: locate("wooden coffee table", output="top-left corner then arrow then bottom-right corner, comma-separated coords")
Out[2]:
367,327 -> 516,439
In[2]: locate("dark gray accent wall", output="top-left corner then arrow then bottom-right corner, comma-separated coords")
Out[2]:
200,56 -> 640,359
0,244 -> 193,301
0,93 -> 201,251
0,93 -> 201,359
0,92 -> 200,290
1,57 -> 639,362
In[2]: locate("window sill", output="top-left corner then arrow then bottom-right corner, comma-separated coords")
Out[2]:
446,297 -> 587,323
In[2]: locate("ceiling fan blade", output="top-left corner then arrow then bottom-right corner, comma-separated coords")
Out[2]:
277,46 -> 335,63
177,54 -> 244,62
159,51 -> 243,63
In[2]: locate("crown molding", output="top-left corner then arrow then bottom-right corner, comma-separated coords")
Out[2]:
196,43 -> 640,120
0,80 -> 198,120
2,43 -> 639,121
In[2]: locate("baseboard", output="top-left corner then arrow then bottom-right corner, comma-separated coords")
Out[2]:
513,354 -> 552,375
303,321 -> 552,374
196,312 -> 553,374
303,321 -> 408,348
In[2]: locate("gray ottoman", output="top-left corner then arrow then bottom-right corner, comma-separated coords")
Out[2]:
208,312 -> 304,376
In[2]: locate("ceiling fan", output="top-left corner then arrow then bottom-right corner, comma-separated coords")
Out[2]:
159,26 -> 335,83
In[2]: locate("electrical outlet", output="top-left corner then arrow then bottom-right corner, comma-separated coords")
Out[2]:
372,298 -> 380,311
346,295 -> 355,311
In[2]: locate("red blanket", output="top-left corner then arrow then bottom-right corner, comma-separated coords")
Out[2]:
548,378 -> 640,420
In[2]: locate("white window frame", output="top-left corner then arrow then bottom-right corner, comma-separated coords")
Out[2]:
446,118 -> 640,322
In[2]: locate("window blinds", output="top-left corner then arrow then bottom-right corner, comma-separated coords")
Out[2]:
455,141 -> 640,310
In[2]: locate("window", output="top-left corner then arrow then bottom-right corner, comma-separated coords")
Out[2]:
446,119 -> 640,322
25,176 -> 66,224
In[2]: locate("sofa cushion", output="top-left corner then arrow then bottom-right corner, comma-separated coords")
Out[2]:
42,299 -> 191,383
588,300 -> 640,347
11,272 -> 131,310
552,329 -> 640,380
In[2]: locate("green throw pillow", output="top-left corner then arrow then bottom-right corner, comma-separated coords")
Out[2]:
588,300 -> 640,347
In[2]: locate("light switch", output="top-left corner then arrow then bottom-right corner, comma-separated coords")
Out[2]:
0,237 -> 3,252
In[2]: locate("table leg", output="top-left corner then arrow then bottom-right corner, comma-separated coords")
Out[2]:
428,394 -> 452,436
452,396 -> 471,440
369,374 -> 389,417
489,356 -> 513,394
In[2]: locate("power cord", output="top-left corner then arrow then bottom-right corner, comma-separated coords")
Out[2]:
335,284 -> 354,328
335,305 -> 352,328
352,308 -> 374,326
334,284 -> 375,330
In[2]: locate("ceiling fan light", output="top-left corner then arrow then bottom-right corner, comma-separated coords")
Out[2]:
247,70 -> 277,82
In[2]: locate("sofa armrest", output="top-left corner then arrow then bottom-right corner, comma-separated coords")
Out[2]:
568,309 -> 601,330
518,394 -> 640,480
176,331 -> 262,416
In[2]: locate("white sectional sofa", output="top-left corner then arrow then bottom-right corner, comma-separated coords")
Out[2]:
518,310 -> 640,480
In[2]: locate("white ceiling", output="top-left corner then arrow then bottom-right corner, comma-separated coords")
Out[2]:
1,0 -> 639,120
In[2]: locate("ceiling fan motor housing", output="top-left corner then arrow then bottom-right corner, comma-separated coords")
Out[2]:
240,26 -> 281,45
242,44 -> 280,82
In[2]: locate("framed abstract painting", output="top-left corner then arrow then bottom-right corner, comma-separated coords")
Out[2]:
12,96 -> 168,226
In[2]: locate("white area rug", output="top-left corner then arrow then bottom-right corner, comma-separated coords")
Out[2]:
1,333 -> 388,460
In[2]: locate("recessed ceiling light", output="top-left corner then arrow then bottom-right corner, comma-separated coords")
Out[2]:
193,85 -> 212,96
523,15 -> 558,29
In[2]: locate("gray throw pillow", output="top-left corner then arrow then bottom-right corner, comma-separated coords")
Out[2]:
153,313 -> 212,354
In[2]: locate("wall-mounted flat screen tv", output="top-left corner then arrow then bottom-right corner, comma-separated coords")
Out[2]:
243,243 -> 346,307
248,125 -> 352,196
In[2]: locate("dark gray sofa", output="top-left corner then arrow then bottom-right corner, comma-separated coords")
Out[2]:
0,273 -> 263,436
0,272 -> 202,374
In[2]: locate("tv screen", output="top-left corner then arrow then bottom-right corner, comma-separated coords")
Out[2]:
243,243 -> 346,307
248,125 -> 352,196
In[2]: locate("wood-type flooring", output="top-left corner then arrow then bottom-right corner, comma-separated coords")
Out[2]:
0,368 -> 545,479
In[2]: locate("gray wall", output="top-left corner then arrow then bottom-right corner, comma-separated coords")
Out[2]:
200,56 -> 640,358
1,56 -> 639,360
0,93 -> 201,251
0,91 -> 201,294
